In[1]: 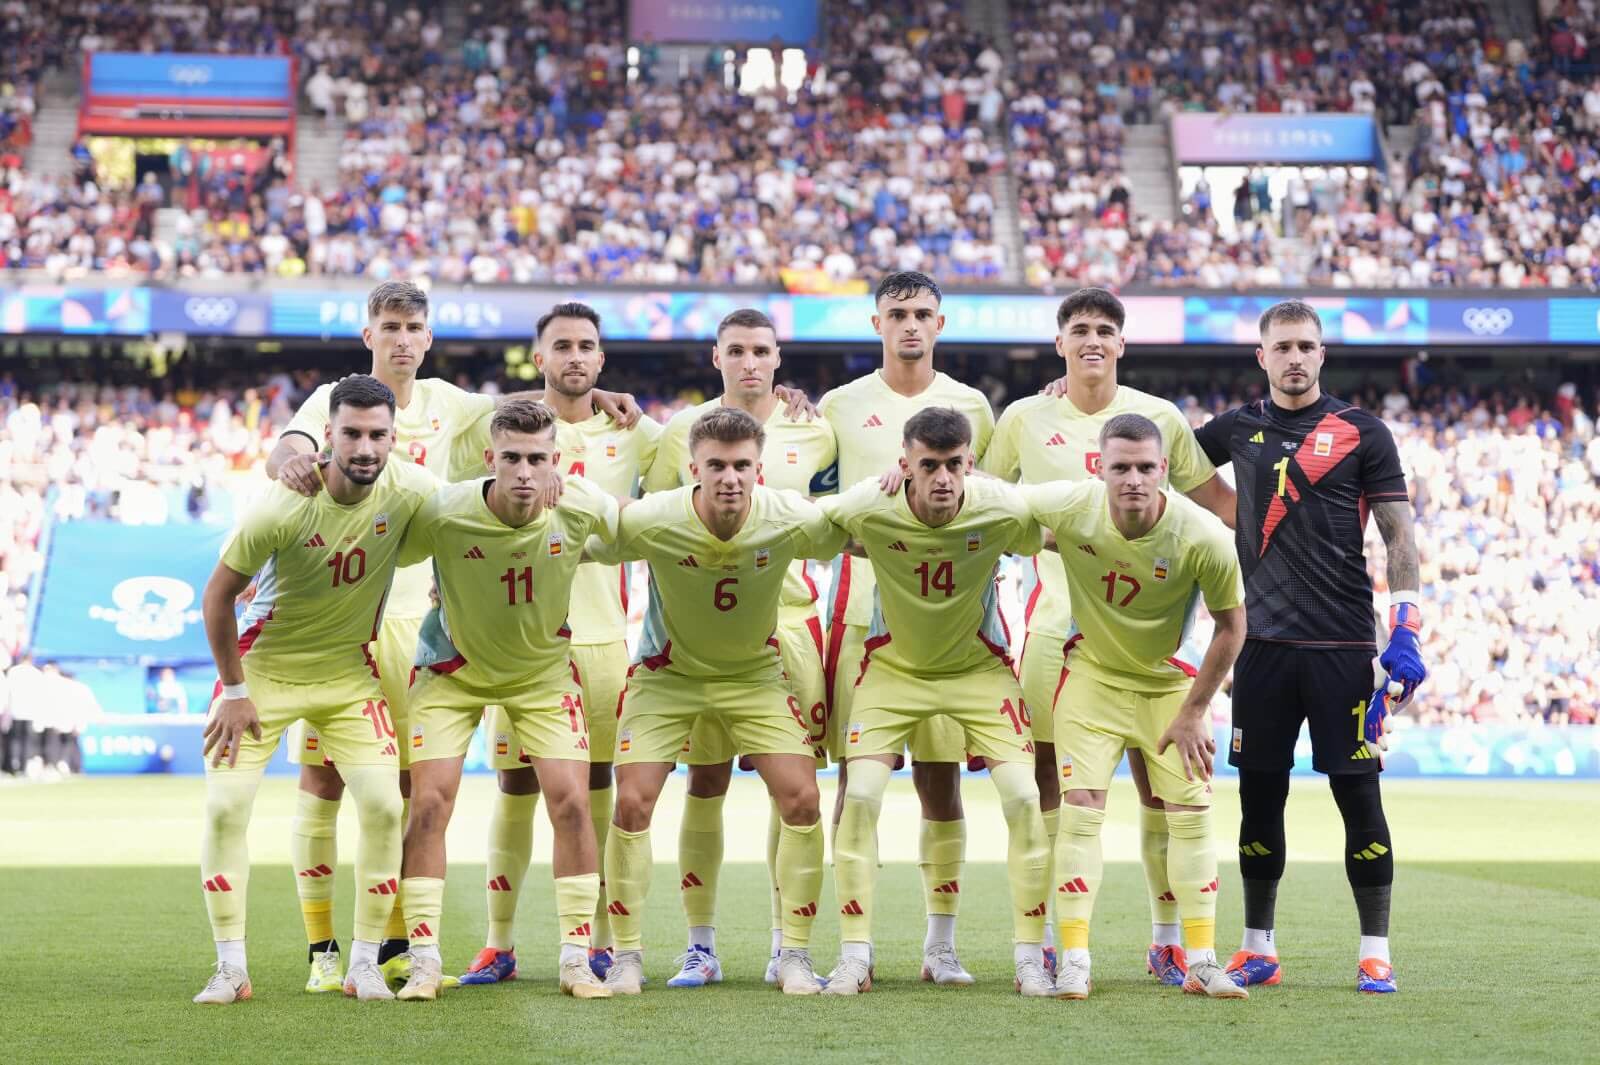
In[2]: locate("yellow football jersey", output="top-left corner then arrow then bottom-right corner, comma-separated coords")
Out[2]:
818,370 -> 995,628
1021,481 -> 1244,694
819,477 -> 1041,677
398,475 -> 621,691
643,398 -> 837,624
982,386 -> 1218,642
222,460 -> 440,682
284,378 -> 496,619
588,485 -> 847,678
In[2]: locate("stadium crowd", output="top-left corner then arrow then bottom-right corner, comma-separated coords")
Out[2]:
0,364 -> 1594,766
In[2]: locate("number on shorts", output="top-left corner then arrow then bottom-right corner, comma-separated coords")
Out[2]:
714,577 -> 738,611
999,697 -> 1029,735
361,699 -> 395,738
564,692 -> 587,734
786,694 -> 808,733
1352,699 -> 1366,742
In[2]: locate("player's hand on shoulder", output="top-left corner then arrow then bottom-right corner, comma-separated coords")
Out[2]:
774,384 -> 818,421
1157,706 -> 1215,781
279,453 -> 327,498
877,464 -> 906,495
593,389 -> 642,429
203,696 -> 262,768
1040,375 -> 1068,398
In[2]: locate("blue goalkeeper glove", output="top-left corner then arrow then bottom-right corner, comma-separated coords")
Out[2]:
1367,599 -> 1426,757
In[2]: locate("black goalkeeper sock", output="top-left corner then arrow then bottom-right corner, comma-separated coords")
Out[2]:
308,938 -> 338,962
377,938 -> 410,965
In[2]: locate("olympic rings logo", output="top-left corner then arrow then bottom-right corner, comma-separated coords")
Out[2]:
168,65 -> 214,86
184,297 -> 238,327
1461,307 -> 1514,337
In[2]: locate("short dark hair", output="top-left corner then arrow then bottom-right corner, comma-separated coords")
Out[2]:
491,397 -> 557,439
689,406 -> 766,455
536,301 -> 602,341
903,406 -> 973,451
716,307 -> 777,341
329,374 -> 396,418
1258,299 -> 1323,338
1098,412 -> 1163,450
1056,287 -> 1125,330
366,280 -> 428,321
875,270 -> 942,306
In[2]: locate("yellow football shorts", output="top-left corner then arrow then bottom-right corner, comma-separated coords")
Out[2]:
288,613 -> 420,770
206,660 -> 397,774
1018,630 -> 1067,747
686,617 -> 828,766
616,658 -> 813,767
409,664 -> 589,764
489,641 -> 628,771
846,657 -> 1032,766
828,621 -> 966,764
1053,670 -> 1210,807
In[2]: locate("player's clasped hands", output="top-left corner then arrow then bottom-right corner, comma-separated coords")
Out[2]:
1157,708 -> 1216,782
203,696 -> 263,769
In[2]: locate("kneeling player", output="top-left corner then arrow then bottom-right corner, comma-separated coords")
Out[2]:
588,408 -> 845,996
818,407 -> 1051,997
1022,414 -> 1247,1000
394,399 -> 618,1000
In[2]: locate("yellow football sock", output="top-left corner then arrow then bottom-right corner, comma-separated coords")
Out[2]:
776,818 -> 823,949
766,797 -> 783,934
343,764 -> 404,944
382,796 -> 410,941
919,817 -> 965,917
588,787 -> 613,949
677,794 -> 724,930
291,790 -> 339,944
556,873 -> 602,948
1141,803 -> 1179,925
833,759 -> 890,944
200,768 -> 264,942
485,790 -> 538,951
1055,803 -> 1106,951
1042,804 -> 1061,932
604,825 -> 652,951
992,761 -> 1048,943
1166,810 -> 1219,953
401,875 -> 444,947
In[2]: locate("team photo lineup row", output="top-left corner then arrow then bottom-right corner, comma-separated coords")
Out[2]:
189,272 -> 1426,1006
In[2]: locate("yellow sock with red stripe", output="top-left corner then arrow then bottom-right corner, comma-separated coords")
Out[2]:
919,818 -> 965,917
342,764 -> 404,944
201,768 -> 264,943
1055,804 -> 1105,950
382,797 -> 411,942
401,876 -> 444,947
677,794 -> 724,930
833,758 -> 890,944
1141,803 -> 1180,926
486,790 -> 538,950
1165,810 -> 1219,958
588,787 -> 613,949
776,818 -> 823,948
556,873 -> 601,948
993,761 -> 1049,944
604,825 -> 651,951
291,790 -> 339,945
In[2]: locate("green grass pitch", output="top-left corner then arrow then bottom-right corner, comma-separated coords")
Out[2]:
2,774 -> 1596,1064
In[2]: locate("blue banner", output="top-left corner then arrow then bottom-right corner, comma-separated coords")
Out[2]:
87,53 -> 293,101
8,282 -> 1600,347
628,2 -> 820,44
1172,113 -> 1381,165
31,522 -> 226,662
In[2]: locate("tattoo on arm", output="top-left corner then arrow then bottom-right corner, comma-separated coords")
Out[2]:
1371,499 -> 1419,592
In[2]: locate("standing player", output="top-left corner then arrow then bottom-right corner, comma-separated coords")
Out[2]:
818,407 -> 1051,997
1022,414 -> 1248,1001
458,303 -> 662,987
590,408 -> 845,996
393,399 -> 618,1001
193,376 -> 438,1004
1192,300 -> 1425,994
641,308 -> 836,987
266,284 -> 637,991
988,287 -> 1234,984
818,271 -> 994,984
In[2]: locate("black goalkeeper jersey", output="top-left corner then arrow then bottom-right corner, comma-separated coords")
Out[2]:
1193,393 -> 1409,650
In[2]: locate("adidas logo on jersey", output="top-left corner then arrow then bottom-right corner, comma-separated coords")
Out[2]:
303,533 -> 326,548
1045,433 -> 1067,446
1249,431 -> 1266,443
678,555 -> 699,568
463,546 -> 486,559
1077,544 -> 1097,556
888,540 -> 909,552
862,414 -> 884,428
